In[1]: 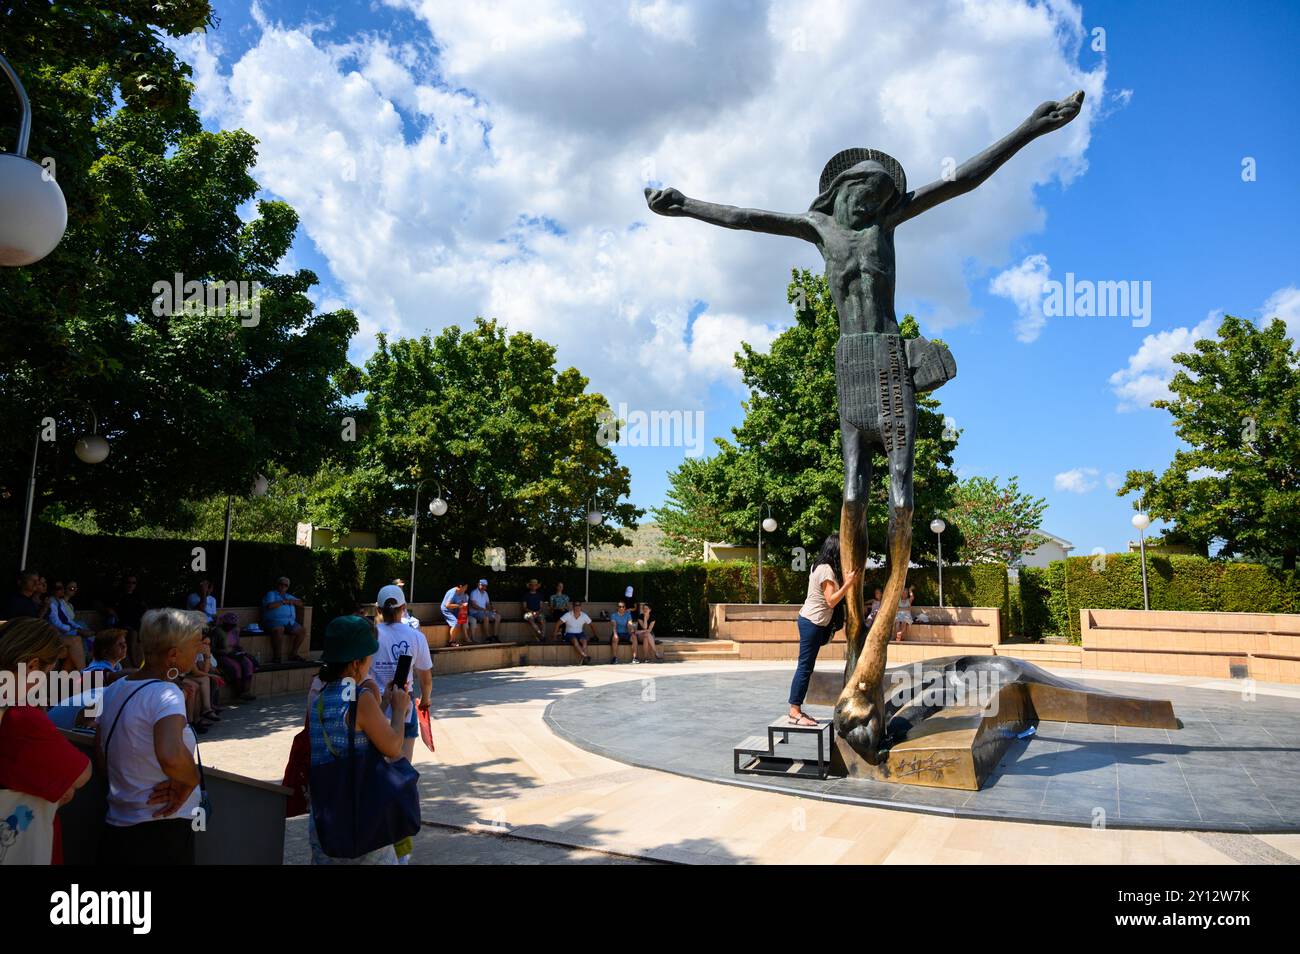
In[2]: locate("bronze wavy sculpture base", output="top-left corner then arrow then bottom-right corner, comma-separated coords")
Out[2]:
809,654 -> 1180,790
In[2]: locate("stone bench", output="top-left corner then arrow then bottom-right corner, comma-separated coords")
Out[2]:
1080,608 -> 1300,683
709,603 -> 1001,646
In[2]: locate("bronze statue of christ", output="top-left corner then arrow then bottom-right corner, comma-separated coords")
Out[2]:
645,91 -> 1084,763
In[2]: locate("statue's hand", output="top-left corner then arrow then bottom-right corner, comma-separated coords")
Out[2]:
1029,89 -> 1084,134
644,186 -> 687,216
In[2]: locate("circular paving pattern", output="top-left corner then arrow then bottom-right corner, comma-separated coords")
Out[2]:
544,668 -> 1300,832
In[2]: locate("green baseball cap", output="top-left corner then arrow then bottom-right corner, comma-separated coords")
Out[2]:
322,615 -> 378,663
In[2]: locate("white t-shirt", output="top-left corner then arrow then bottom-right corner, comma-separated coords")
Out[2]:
370,621 -> 434,717
799,563 -> 837,627
469,588 -> 491,609
559,611 -> 592,636
98,679 -> 201,826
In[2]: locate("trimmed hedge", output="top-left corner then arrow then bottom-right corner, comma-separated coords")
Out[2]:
10,520 -> 1014,641
1032,553 -> 1298,644
1018,567 -> 1055,640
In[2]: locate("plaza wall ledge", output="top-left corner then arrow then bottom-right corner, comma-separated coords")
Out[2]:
1080,608 -> 1300,683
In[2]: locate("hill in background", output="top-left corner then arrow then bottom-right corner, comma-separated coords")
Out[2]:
587,523 -> 690,568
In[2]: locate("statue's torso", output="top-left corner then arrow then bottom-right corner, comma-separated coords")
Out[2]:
816,221 -> 897,336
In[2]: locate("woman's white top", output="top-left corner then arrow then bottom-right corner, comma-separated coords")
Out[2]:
799,564 -> 837,626
98,679 -> 201,826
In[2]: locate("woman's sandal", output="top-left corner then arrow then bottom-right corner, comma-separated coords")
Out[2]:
201,710 -> 221,722
788,713 -> 819,727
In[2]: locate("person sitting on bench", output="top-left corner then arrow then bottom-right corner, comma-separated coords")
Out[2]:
548,582 -> 571,624
262,576 -> 308,663
467,579 -> 501,643
441,581 -> 471,646
522,579 -> 547,641
554,601 -> 596,665
608,600 -> 635,664
632,601 -> 663,663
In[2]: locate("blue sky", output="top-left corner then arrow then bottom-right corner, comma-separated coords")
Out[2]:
180,0 -> 1299,555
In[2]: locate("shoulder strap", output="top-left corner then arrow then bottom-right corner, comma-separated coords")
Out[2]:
315,684 -> 363,761
103,679 -> 163,768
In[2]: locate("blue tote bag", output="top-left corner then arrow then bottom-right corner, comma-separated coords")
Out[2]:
309,694 -> 421,859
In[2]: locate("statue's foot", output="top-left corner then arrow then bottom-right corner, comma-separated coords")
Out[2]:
833,691 -> 884,765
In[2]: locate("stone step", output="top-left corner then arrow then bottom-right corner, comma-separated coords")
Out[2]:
658,639 -> 738,652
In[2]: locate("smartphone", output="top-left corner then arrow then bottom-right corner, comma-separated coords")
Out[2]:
392,653 -> 412,689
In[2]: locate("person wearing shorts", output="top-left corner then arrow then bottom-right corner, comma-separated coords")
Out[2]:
608,601 -> 635,664
440,582 -> 471,646
467,579 -> 501,642
373,585 -> 433,763
522,579 -> 546,641
554,601 -> 595,664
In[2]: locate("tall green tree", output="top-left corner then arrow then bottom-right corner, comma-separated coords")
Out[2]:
315,319 -> 640,564
0,1 -> 357,537
948,476 -> 1047,566
1119,315 -> 1299,569
654,455 -> 733,558
654,269 -> 961,562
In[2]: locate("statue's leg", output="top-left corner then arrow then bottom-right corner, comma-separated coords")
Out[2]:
839,419 -> 870,676
834,365 -> 917,763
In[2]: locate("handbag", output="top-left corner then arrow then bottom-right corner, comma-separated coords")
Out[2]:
308,692 -> 421,859
281,728 -> 311,817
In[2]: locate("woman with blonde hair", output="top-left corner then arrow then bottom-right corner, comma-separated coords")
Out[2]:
95,608 -> 207,865
0,618 -> 92,864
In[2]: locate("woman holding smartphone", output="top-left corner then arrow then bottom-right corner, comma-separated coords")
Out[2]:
372,585 -> 433,766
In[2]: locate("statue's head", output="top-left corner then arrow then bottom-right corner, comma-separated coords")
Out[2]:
811,148 -> 907,228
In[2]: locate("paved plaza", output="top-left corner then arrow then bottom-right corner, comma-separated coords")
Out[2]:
198,661 -> 1300,865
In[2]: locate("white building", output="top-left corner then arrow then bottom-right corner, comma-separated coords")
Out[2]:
1018,531 -> 1075,569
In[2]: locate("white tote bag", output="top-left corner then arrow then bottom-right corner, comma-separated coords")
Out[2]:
0,787 -> 57,865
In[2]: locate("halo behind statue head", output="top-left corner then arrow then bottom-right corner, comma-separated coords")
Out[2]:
818,148 -> 907,197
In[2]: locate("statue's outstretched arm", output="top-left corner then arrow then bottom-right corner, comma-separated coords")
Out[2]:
894,91 -> 1085,225
644,187 -> 818,242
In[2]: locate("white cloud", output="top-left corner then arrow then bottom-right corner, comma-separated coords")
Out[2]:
1108,312 -> 1219,412
1110,282 -> 1300,412
1055,467 -> 1099,493
172,0 -> 1104,413
1260,285 -> 1300,342
989,253 -> 1052,342
1104,471 -> 1123,490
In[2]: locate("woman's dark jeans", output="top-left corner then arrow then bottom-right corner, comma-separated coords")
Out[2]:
788,614 -> 833,706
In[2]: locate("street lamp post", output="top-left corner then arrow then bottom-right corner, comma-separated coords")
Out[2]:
1132,507 -> 1151,612
758,509 -> 777,604
585,501 -> 604,601
0,53 -> 68,266
20,405 -> 110,570
410,481 -> 448,604
930,518 -> 947,607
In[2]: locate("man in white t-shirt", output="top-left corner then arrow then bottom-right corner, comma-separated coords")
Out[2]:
554,601 -> 596,665
372,585 -> 434,764
467,579 -> 500,642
